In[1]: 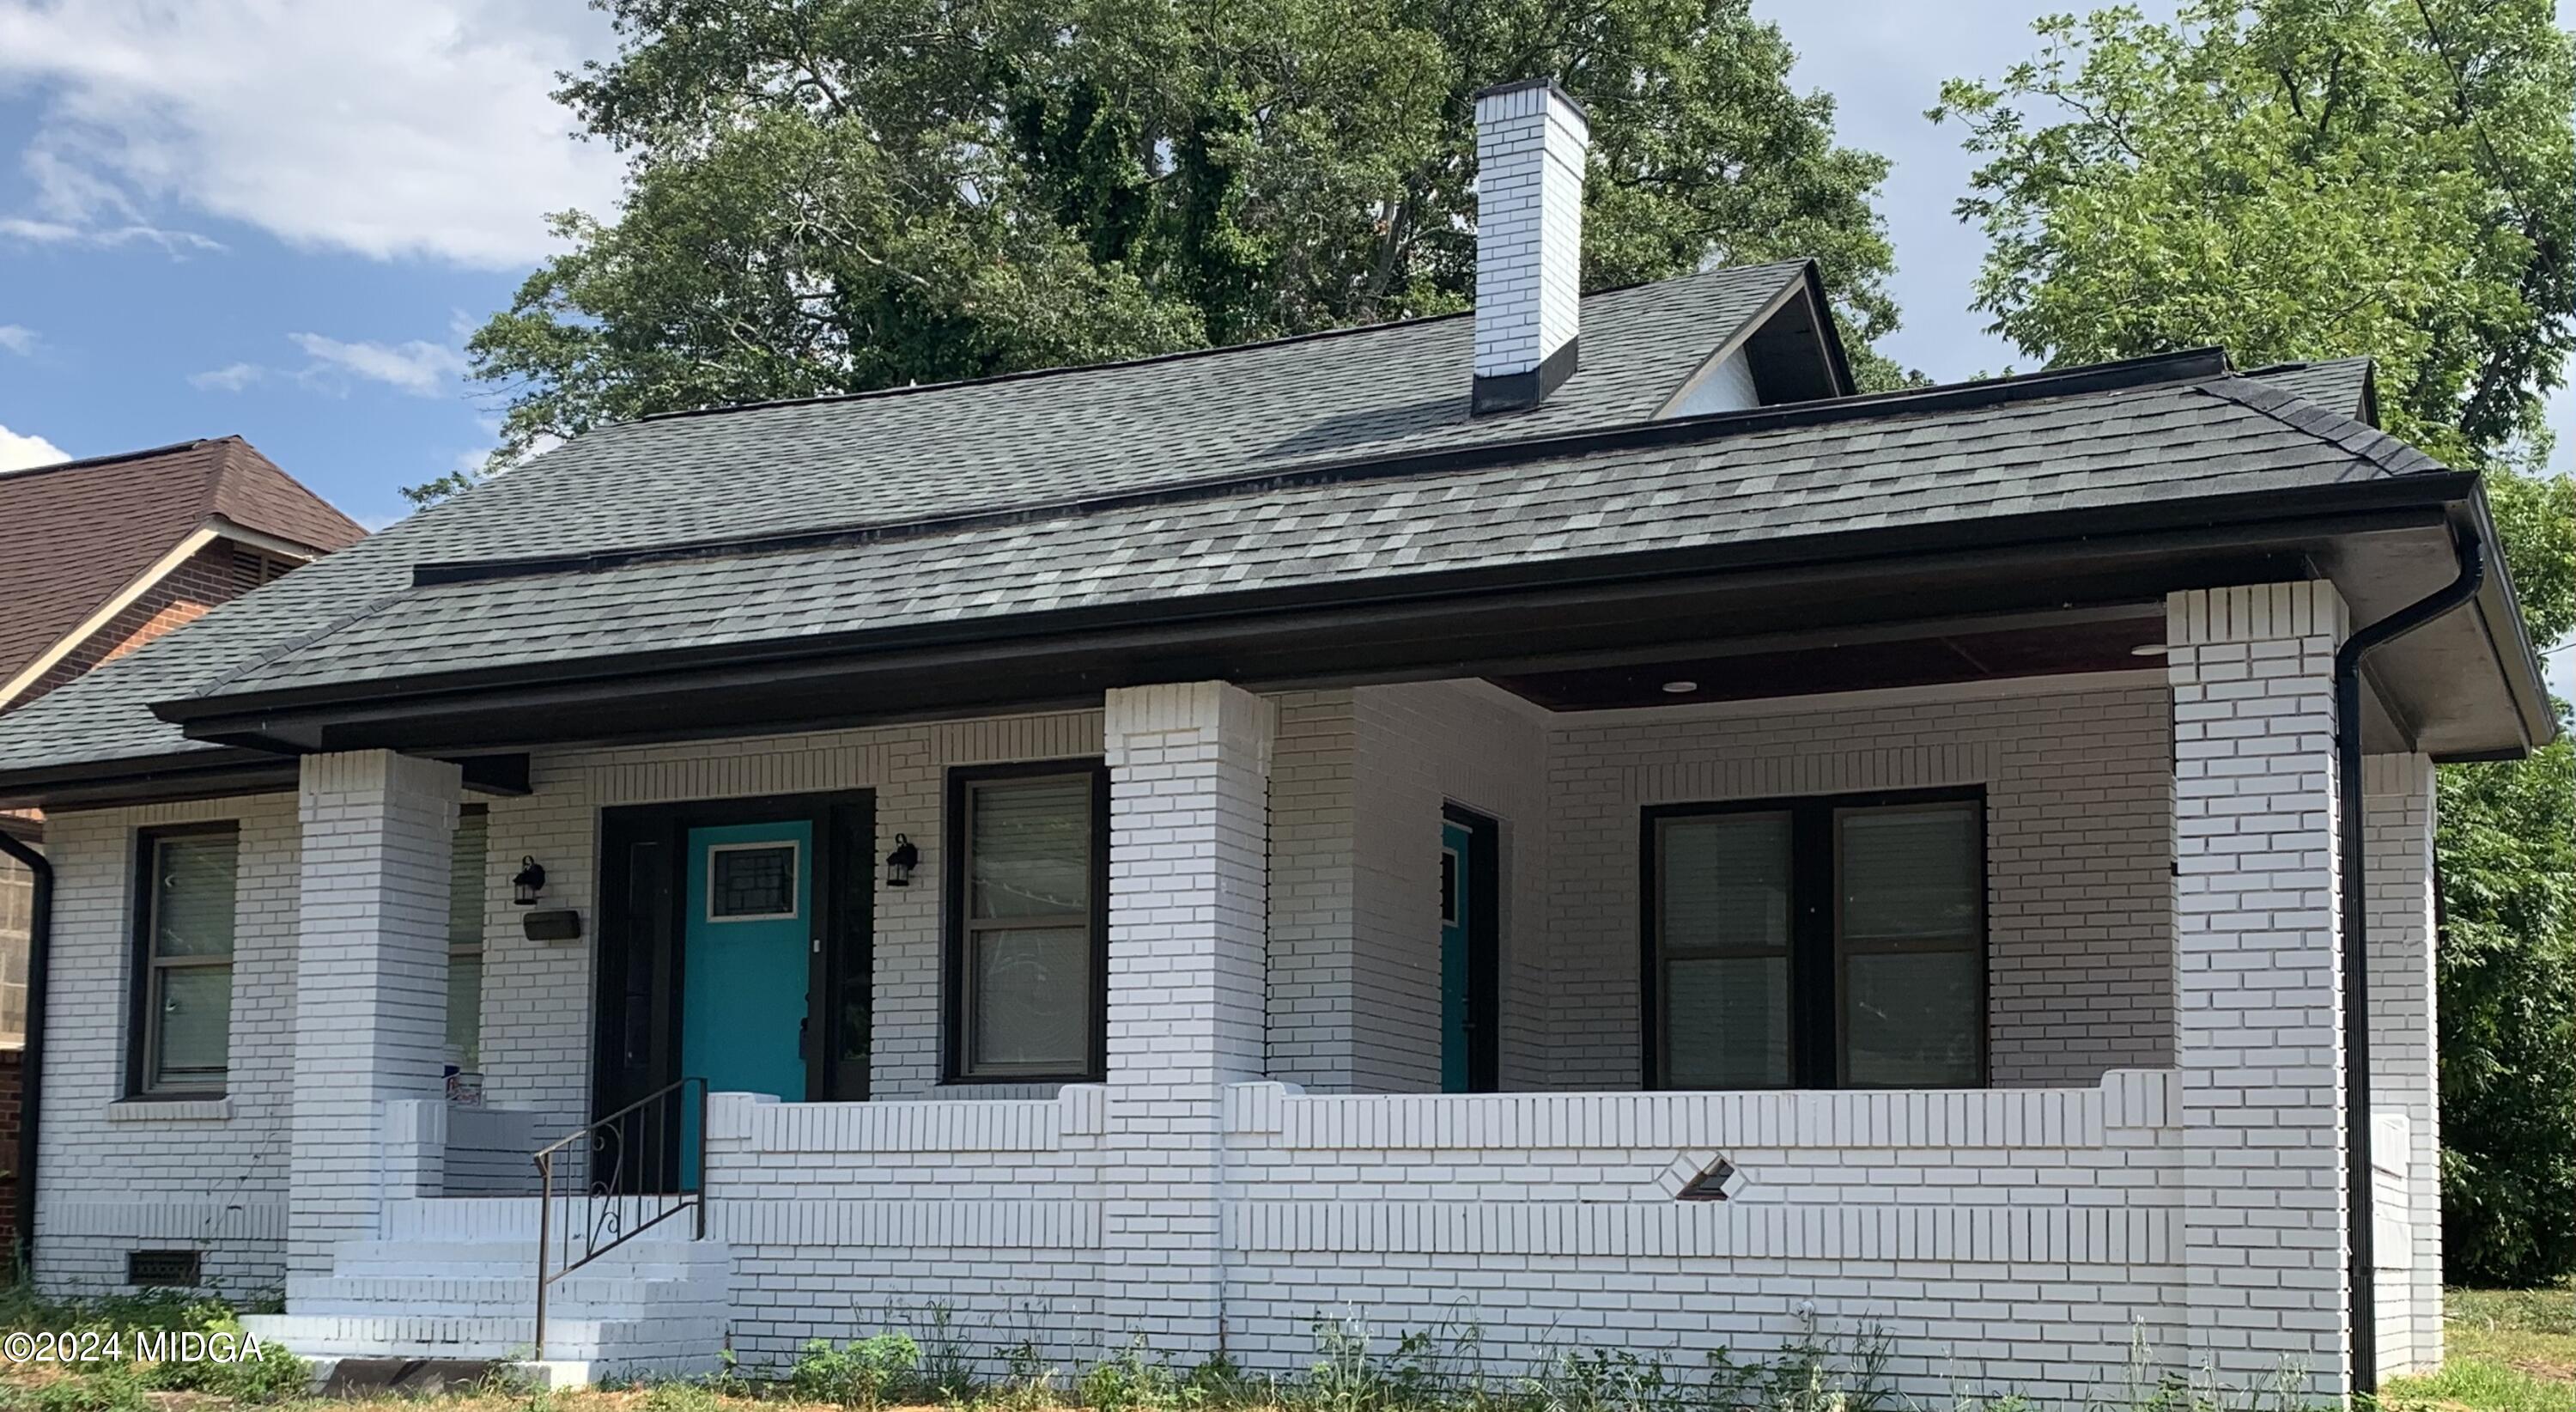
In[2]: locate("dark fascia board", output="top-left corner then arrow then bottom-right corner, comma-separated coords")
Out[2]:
396,346 -> 2229,594
1796,260 -> 1858,399
154,473 -> 2476,745
0,747 -> 300,811
0,747 -> 530,812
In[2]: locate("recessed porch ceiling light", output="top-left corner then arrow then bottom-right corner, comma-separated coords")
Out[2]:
1662,679 -> 1699,694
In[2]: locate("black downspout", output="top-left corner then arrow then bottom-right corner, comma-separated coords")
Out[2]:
0,830 -> 48,1280
2334,527 -> 2485,1399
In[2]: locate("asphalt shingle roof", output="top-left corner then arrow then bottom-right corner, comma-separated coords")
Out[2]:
0,437 -> 364,694
192,373 -> 2441,698
0,259 -> 2440,785
2248,358 -> 2374,419
0,264 -> 1804,775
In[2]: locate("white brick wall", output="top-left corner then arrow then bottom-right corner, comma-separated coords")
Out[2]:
476,710 -> 1109,1140
1543,677 -> 2177,1088
1474,82 -> 1587,381
1220,1072 -> 2182,1403
33,792 -> 298,1298
2363,754 -> 2440,1375
2166,583 -> 2350,1396
1099,681 -> 1274,1354
289,751 -> 460,1277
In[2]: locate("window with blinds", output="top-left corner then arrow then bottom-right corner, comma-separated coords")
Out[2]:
947,765 -> 1105,1081
447,806 -> 489,1075
1646,790 -> 1984,1089
134,825 -> 239,1094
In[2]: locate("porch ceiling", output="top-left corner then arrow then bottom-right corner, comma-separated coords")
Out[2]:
1489,610 -> 2167,709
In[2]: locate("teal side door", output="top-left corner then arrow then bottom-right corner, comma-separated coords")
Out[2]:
679,820 -> 812,1181
1440,819 -> 1473,1093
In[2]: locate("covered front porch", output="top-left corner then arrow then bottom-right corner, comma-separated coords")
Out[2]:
212,579 -> 2437,1397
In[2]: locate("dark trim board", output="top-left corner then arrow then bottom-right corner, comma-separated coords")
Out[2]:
592,789 -> 876,1130
1638,785 -> 1989,1092
939,759 -> 1111,1086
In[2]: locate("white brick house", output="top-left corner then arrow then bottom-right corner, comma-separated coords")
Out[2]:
0,80 -> 2552,1405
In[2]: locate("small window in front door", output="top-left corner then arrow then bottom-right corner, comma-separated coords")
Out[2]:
706,841 -> 799,921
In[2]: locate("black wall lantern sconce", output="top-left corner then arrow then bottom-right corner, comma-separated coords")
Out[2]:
884,834 -> 919,887
511,855 -> 548,907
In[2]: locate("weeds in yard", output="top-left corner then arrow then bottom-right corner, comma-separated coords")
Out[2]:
789,1332 -> 924,1409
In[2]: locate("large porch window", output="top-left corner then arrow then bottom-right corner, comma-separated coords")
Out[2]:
1644,788 -> 1985,1090
945,763 -> 1108,1083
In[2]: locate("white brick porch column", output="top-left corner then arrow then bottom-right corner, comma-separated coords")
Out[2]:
2166,583 -> 2352,1394
2363,753 -> 2441,1376
288,750 -> 461,1278
1100,681 -> 1274,1354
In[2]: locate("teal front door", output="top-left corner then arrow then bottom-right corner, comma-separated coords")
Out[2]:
1440,819 -> 1473,1093
683,820 -> 813,1104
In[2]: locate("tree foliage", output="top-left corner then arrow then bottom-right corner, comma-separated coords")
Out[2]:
1941,0 -> 2576,1284
458,0 -> 1905,470
1934,0 -> 2573,465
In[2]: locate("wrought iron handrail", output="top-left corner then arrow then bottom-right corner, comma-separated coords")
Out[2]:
532,1076 -> 708,1361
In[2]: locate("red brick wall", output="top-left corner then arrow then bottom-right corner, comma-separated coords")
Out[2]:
20,542 -> 289,706
0,1048 -> 22,1257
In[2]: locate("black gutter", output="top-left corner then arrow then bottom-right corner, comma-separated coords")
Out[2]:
0,830 -> 49,1277
2335,526 -> 2485,1397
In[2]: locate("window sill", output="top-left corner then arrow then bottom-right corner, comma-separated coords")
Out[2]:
106,1097 -> 231,1123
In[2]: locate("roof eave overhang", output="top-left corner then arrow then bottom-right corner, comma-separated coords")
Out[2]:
134,472 -> 2539,763
0,746 -> 302,812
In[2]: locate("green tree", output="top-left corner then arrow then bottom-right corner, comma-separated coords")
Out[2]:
1938,0 -> 2576,1284
456,0 -> 1905,477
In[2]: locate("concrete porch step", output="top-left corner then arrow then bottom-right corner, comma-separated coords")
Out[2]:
329,1238 -> 727,1281
243,1311 -> 706,1360
283,1273 -> 726,1319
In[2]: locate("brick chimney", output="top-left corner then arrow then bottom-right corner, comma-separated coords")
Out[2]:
1473,77 -> 1590,415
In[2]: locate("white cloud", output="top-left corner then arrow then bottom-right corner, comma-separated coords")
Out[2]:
0,423 -> 68,471
0,1 -> 623,268
0,325 -> 34,356
186,362 -> 264,392
287,332 -> 466,396
191,332 -> 467,398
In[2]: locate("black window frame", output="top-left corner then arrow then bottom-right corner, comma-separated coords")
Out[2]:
1639,785 -> 1988,1091
127,821 -> 242,1099
942,759 -> 1111,1086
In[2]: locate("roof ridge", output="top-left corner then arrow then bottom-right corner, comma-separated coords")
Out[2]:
0,436 -> 226,479
628,260 -> 1818,428
2196,376 -> 2438,477
417,344 -> 2231,591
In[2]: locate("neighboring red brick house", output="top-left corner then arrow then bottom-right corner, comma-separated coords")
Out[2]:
0,437 -> 362,1251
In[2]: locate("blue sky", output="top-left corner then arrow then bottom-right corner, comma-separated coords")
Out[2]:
0,0 -> 2566,693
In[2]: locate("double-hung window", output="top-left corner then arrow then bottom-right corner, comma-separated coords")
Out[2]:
132,825 -> 239,1095
1646,788 -> 1984,1089
945,763 -> 1108,1082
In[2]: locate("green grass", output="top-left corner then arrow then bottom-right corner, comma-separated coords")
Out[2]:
2382,1283 -> 2576,1412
